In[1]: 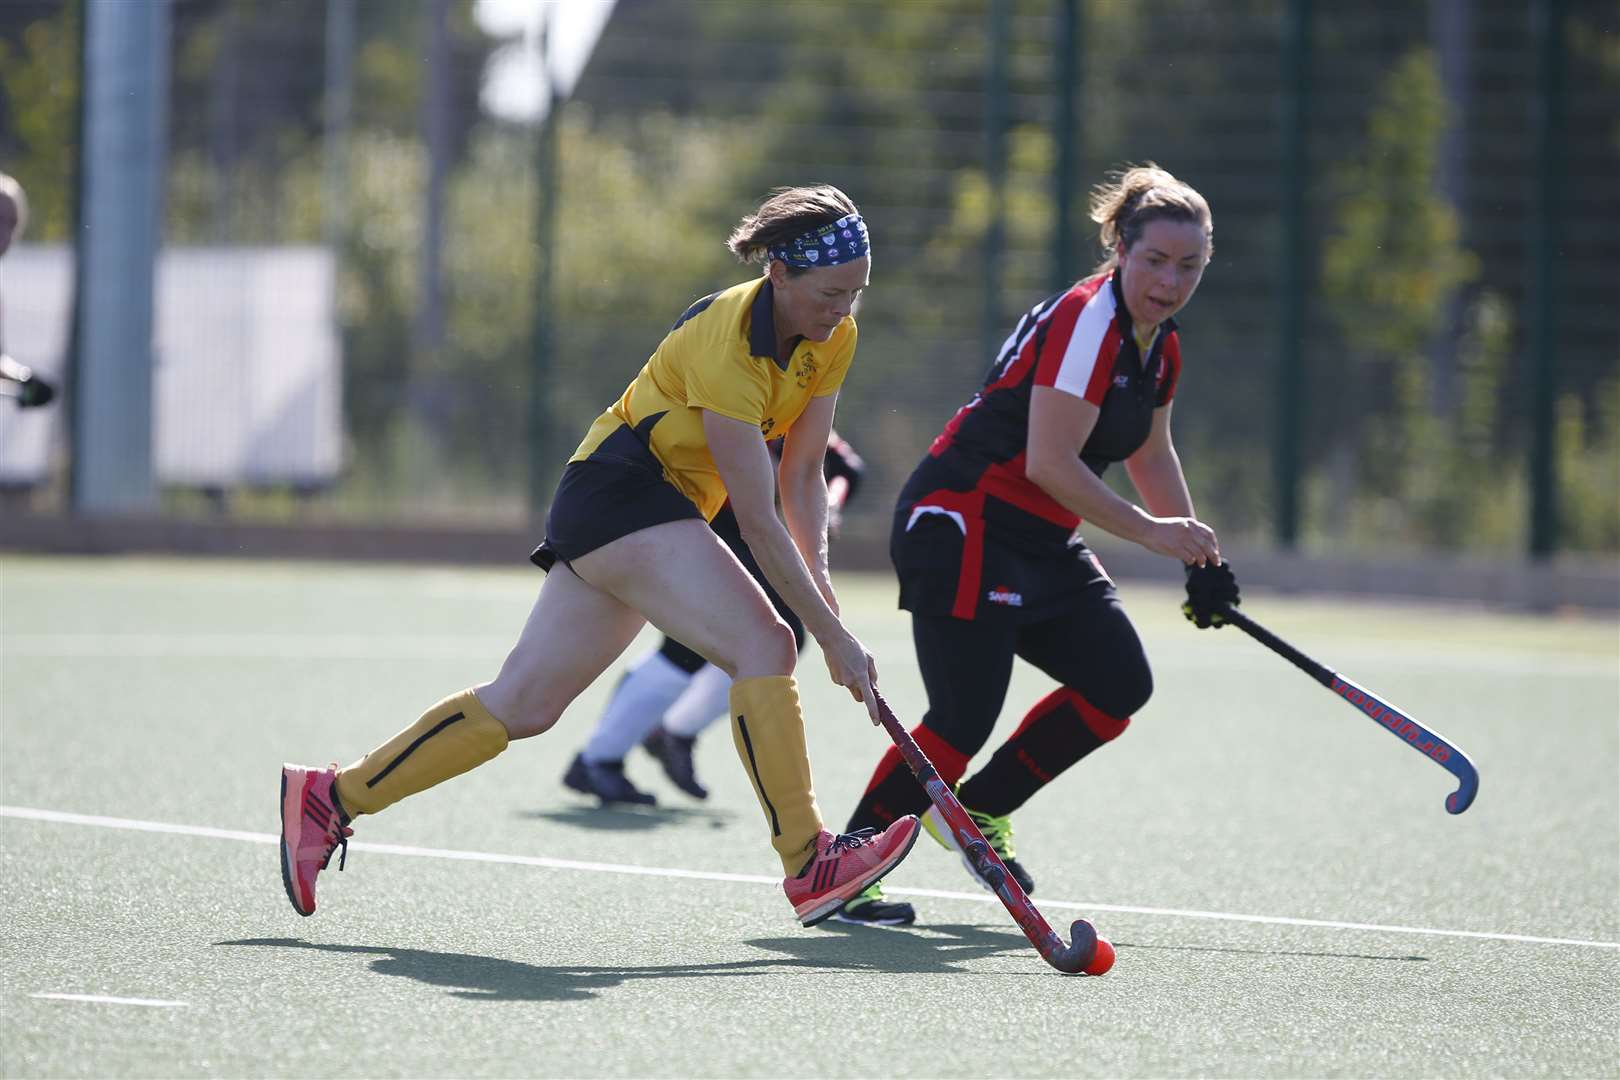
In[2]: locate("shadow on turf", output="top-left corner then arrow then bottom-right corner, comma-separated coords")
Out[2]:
1112,940 -> 1429,963
520,804 -> 737,832
218,925 -> 1033,1002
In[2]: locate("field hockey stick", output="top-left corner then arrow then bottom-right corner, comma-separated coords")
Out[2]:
1218,607 -> 1480,814
872,689 -> 1113,975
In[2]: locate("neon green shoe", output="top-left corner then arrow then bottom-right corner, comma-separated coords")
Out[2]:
830,879 -> 916,926
922,794 -> 1037,895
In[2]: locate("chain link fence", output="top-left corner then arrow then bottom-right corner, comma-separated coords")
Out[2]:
0,0 -> 1615,560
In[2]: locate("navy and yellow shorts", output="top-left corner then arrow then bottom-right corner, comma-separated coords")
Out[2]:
531,422 -> 703,572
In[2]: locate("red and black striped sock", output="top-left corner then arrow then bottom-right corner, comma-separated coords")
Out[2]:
844,724 -> 970,833
954,688 -> 1129,817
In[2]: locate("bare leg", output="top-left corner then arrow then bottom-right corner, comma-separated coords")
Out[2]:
570,519 -> 798,680
476,564 -> 649,739
570,520 -> 826,870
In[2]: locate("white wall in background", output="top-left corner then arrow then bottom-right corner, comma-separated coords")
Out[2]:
0,244 -> 342,490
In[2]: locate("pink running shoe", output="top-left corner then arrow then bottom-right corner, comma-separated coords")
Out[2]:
784,817 -> 921,927
280,764 -> 353,917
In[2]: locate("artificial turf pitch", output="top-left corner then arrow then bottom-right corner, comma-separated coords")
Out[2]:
2,555 -> 1616,1078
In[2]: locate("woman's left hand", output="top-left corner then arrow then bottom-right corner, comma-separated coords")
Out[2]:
819,625 -> 880,723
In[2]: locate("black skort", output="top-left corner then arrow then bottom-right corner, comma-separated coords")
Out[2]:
531,422 -> 704,572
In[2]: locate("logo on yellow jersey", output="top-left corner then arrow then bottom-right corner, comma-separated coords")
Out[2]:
795,353 -> 819,389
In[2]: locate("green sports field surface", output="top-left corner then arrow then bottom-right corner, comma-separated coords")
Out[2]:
2,555 -> 1616,1078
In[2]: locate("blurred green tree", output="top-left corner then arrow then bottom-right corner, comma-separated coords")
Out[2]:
1,0 -> 1614,552
0,0 -> 78,241
1318,48 -> 1482,547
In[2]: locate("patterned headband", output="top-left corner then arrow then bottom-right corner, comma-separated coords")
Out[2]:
768,212 -> 869,269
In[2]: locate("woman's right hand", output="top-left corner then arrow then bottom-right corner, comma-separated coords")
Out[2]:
1141,515 -> 1222,567
819,625 -> 880,724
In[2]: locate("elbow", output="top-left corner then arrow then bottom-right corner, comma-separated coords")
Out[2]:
780,463 -> 823,499
1024,454 -> 1060,497
1128,446 -> 1176,481
778,470 -> 823,515
731,505 -> 780,547
775,471 -> 804,509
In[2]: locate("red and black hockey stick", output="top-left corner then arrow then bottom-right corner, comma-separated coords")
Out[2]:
873,690 -> 1114,975
1219,607 -> 1480,814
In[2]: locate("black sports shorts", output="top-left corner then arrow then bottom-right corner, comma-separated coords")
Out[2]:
531,422 -> 703,572
891,496 -> 1112,623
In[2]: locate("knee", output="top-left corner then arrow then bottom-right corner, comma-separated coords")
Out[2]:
761,618 -> 800,673
729,617 -> 799,678
920,709 -> 995,759
474,677 -> 565,740
1088,658 -> 1152,722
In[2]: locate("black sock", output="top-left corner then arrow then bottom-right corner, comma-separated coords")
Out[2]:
844,764 -> 930,833
955,689 -> 1127,817
844,726 -> 971,833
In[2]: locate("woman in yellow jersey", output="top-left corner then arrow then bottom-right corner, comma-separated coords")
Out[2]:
279,186 -> 920,928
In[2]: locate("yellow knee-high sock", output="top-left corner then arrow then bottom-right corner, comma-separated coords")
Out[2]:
729,675 -> 825,875
334,689 -> 509,816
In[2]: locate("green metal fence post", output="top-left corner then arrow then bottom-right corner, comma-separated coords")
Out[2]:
1273,0 -> 1312,549
1053,0 -> 1079,291
982,0 -> 1009,362
529,17 -> 561,520
1527,0 -> 1565,559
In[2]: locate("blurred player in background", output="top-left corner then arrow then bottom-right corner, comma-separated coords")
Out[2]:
0,172 -> 56,409
563,432 -> 865,805
836,163 -> 1240,925
280,185 -> 920,929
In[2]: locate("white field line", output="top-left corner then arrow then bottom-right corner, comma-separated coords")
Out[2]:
0,633 -> 512,661
3,805 -> 1617,952
3,632 -> 1616,678
31,993 -> 188,1008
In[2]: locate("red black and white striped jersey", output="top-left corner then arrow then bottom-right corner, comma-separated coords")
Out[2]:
911,270 -> 1181,539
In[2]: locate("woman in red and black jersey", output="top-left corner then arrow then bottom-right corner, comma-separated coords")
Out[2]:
837,164 -> 1240,926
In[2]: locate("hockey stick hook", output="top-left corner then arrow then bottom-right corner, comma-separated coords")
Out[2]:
1220,607 -> 1480,814
874,691 -> 1112,975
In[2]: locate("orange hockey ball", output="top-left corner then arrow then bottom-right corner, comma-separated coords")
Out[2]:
1084,937 -> 1116,976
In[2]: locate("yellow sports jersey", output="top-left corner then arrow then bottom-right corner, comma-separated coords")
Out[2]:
569,277 -> 856,521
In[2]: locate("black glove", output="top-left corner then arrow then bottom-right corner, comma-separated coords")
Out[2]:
1183,561 -> 1239,629
17,373 -> 54,408
2,354 -> 55,409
